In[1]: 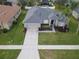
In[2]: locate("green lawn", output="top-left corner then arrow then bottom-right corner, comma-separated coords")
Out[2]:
39,50 -> 79,59
0,10 -> 26,45
0,50 -> 20,59
38,4 -> 79,45
39,32 -> 79,45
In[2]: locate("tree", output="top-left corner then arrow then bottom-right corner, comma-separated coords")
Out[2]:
26,0 -> 40,6
69,0 -> 79,9
76,19 -> 79,34
55,0 -> 68,5
18,0 -> 40,6
0,0 -> 6,4
18,0 -> 27,6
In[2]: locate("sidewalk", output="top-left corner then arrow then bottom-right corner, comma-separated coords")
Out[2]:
38,45 -> 79,50
0,45 -> 22,49
0,45 -> 79,50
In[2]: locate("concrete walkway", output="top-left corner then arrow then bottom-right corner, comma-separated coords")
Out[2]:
17,27 -> 40,59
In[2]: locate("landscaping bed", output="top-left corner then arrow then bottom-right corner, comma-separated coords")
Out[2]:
39,50 -> 79,59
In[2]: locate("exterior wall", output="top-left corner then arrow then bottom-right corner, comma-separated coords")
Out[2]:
0,22 -> 3,29
3,23 -> 10,30
15,9 -> 21,19
8,18 -> 14,27
13,9 -> 21,21
49,19 -> 51,26
72,11 -> 79,19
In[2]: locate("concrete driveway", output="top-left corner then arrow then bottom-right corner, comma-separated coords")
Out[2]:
17,26 -> 40,59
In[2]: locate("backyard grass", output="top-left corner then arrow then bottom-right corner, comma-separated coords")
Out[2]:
0,50 -> 20,59
39,50 -> 79,59
0,10 -> 26,45
38,4 -> 79,45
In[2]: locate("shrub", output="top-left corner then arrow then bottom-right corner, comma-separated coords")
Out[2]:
13,21 -> 17,24
3,29 -> 8,33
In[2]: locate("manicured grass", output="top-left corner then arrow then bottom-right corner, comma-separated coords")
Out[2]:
39,50 -> 79,59
0,50 -> 20,59
0,10 -> 26,45
39,32 -> 79,45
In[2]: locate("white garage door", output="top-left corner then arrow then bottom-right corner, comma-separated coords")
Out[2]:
24,23 -> 41,29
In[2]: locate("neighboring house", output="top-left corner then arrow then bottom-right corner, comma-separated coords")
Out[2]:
72,7 -> 79,19
72,0 -> 79,2
7,0 -> 18,4
0,4 -> 21,30
23,7 -> 68,32
40,0 -> 49,5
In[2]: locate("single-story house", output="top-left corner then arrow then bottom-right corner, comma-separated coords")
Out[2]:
0,4 -> 21,30
23,6 -> 68,32
72,7 -> 79,19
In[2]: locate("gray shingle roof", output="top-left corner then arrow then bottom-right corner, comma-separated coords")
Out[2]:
49,12 -> 58,20
23,6 -> 55,23
42,0 -> 48,3
23,6 -> 67,25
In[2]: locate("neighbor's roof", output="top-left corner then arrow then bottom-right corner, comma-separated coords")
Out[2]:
23,6 -> 56,23
42,0 -> 48,3
0,4 -> 21,24
74,7 -> 79,13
